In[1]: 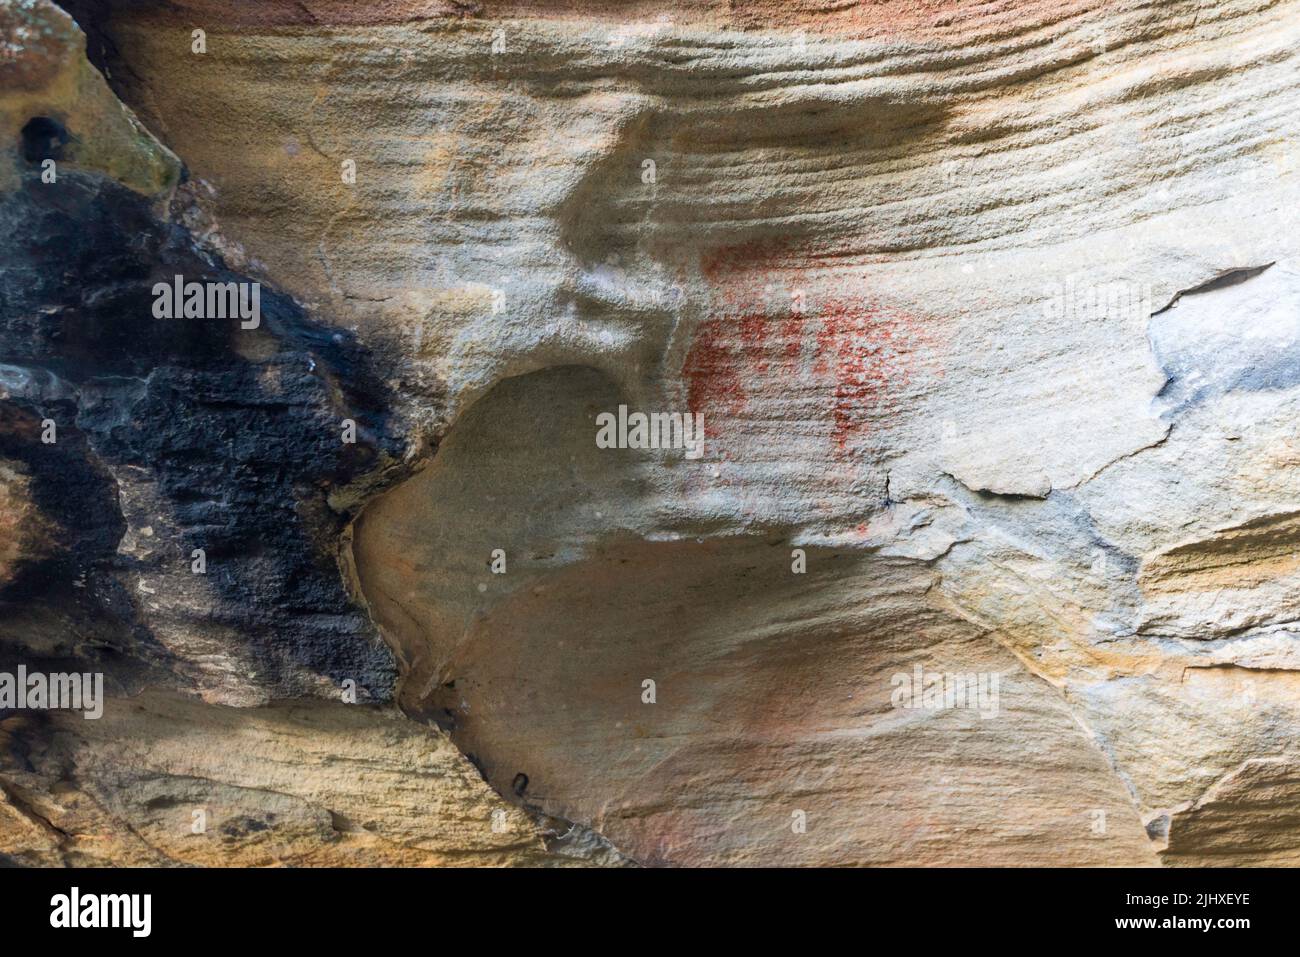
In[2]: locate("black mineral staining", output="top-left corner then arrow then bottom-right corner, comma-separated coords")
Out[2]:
0,165 -> 405,701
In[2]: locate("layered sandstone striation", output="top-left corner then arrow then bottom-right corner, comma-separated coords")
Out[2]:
1,0 -> 1299,865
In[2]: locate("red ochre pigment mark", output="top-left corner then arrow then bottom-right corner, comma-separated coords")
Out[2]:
683,313 -> 750,424
779,311 -> 806,368
816,300 -> 925,452
686,241 -> 937,455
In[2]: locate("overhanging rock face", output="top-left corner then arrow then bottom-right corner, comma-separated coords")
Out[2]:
1,0 -> 1299,866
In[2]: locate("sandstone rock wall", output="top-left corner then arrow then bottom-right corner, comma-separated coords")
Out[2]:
1,0 -> 1299,866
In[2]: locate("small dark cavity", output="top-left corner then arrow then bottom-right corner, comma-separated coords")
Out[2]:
1145,814 -> 1171,842
20,116 -> 69,163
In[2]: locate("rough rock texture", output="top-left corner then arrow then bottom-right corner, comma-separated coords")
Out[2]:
2,0 -> 1300,866
1,690 -> 621,866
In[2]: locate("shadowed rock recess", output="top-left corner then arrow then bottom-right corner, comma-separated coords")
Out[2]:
0,0 -> 1297,867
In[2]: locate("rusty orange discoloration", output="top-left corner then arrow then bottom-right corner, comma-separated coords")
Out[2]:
0,1 -> 74,92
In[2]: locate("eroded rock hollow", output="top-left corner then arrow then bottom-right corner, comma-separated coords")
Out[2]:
1,0 -> 1299,866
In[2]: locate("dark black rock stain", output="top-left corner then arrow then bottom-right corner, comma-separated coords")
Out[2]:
0,165 -> 405,701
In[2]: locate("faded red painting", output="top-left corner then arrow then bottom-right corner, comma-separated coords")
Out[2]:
686,239 -> 941,457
